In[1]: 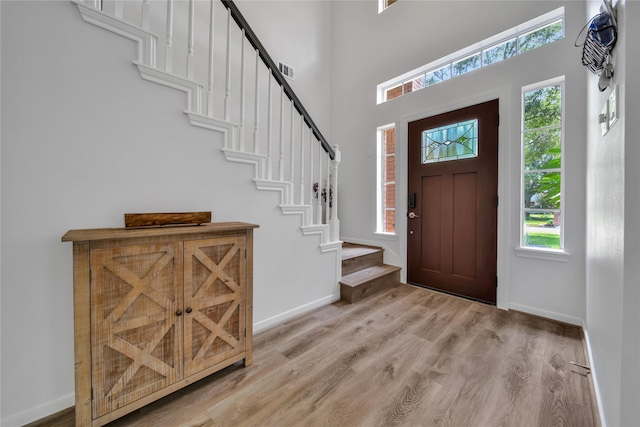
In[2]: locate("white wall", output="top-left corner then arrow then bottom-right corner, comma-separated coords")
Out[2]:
585,0 -> 640,425
236,0 -> 332,138
331,0 -> 588,323
0,0 -> 335,424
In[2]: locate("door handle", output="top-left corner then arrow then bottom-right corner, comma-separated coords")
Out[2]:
408,212 -> 420,219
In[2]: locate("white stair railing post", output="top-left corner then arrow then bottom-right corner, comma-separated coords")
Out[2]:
253,50 -> 260,155
239,31 -> 246,151
206,0 -> 214,115
224,8 -> 232,122
316,140 -> 323,225
299,116 -> 305,206
325,152 -> 330,227
267,72 -> 273,179
142,0 -> 150,30
186,0 -> 195,81
309,128 -> 315,216
329,145 -> 341,242
165,0 -> 174,73
278,87 -> 285,182
289,105 -> 295,201
114,0 -> 123,19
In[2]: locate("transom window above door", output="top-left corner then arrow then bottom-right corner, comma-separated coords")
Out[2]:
376,7 -> 564,103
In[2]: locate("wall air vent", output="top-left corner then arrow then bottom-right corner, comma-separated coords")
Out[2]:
278,61 -> 294,80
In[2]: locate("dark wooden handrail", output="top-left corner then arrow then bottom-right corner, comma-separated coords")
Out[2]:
221,0 -> 335,160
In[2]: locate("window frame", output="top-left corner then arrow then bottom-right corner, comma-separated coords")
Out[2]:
376,124 -> 397,235
517,76 -> 568,259
378,7 -> 565,104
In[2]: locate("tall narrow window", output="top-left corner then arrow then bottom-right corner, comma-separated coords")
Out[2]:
377,125 -> 396,234
521,77 -> 564,250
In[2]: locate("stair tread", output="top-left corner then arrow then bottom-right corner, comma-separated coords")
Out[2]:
340,264 -> 401,287
342,242 -> 383,261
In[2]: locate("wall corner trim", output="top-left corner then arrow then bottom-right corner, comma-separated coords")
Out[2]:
253,293 -> 341,334
582,323 -> 607,427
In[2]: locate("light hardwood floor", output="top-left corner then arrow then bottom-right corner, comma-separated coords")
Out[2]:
30,284 -> 599,427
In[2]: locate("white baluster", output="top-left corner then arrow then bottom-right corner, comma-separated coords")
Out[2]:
279,87 -> 285,182
253,50 -> 260,155
224,9 -> 232,122
316,140 -> 322,225
114,0 -> 123,19
325,152 -> 330,225
142,0 -> 150,30
309,128 -> 315,217
186,0 -> 195,81
267,72 -> 273,180
206,0 -> 214,115
299,116 -> 305,205
239,31 -> 246,151
165,0 -> 174,73
329,145 -> 341,242
289,105 -> 295,198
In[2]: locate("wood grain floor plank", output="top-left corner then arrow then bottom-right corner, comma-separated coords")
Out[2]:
315,351 -> 434,426
410,294 -> 474,342
208,299 -> 432,426
421,327 -> 514,426
39,285 -> 599,427
537,321 -> 595,427
206,313 -> 390,425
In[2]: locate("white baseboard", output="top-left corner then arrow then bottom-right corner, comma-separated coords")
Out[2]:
4,294 -> 340,425
4,300 -> 597,426
1,393 -> 74,427
509,305 -> 606,423
582,323 -> 607,427
253,293 -> 340,334
508,303 -> 583,326
4,294 -> 341,425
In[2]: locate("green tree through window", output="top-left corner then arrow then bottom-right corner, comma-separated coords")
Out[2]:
519,21 -> 563,53
522,81 -> 563,249
381,15 -> 564,102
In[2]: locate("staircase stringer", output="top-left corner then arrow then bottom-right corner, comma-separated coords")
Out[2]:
221,149 -> 266,181
187,112 -> 237,145
72,0 -> 340,255
135,63 -> 202,114
73,0 -> 156,67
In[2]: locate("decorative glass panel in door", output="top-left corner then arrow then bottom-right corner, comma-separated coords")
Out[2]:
422,119 -> 478,163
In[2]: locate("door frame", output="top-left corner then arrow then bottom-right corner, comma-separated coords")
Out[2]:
396,87 -> 512,310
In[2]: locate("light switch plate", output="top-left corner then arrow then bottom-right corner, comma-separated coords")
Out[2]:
601,100 -> 609,136
608,85 -> 618,129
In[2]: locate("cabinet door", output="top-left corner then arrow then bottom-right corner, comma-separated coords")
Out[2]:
183,236 -> 246,377
90,243 -> 183,419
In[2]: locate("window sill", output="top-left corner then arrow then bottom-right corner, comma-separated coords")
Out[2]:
515,246 -> 570,262
374,232 -> 397,241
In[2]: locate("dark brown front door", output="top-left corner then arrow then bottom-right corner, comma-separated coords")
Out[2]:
407,100 -> 498,304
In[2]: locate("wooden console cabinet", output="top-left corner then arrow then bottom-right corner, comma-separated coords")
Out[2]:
62,222 -> 258,426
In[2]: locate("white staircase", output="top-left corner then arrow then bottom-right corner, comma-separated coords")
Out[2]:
72,0 -> 342,254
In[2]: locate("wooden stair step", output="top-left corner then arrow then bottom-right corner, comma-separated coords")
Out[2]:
341,242 -> 383,261
341,242 -> 384,276
340,264 -> 401,304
